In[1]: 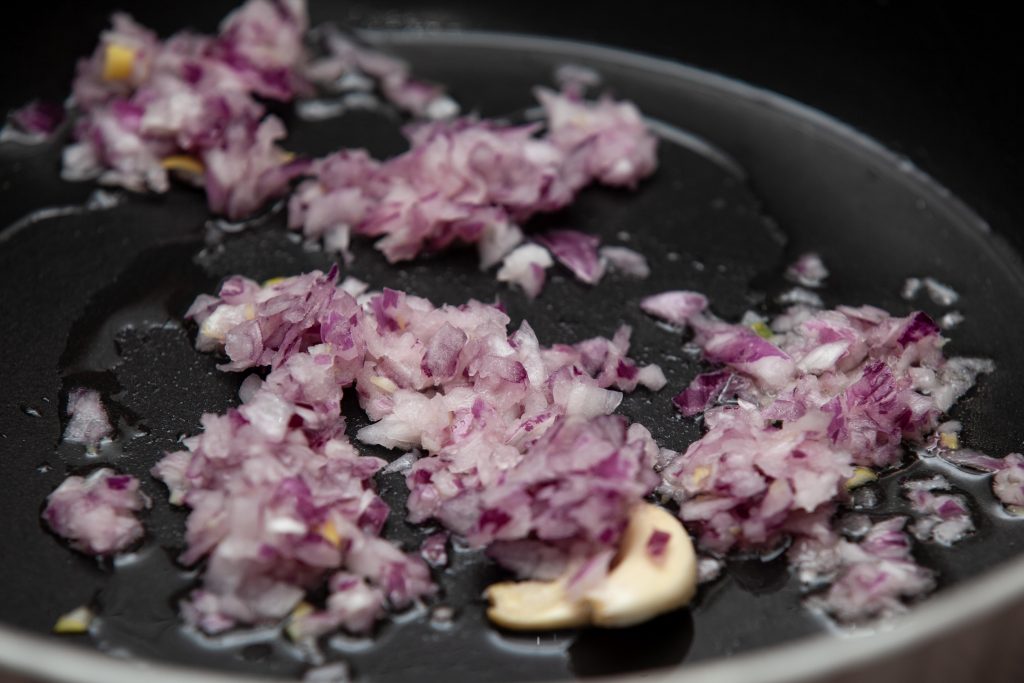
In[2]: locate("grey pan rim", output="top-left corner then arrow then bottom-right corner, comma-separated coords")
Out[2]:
2,28 -> 1021,683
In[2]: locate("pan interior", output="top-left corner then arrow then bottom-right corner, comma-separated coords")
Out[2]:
1,31 -> 1023,682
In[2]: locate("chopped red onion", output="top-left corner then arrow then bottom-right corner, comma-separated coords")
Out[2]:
71,13 -> 162,108
63,1 -> 309,214
213,0 -> 311,101
165,268 -> 671,633
697,555 -> 724,584
664,404 -> 851,554
660,302 -> 991,554
646,529 -> 671,559
945,451 -> 1024,511
535,86 -> 657,188
189,267 -> 363,374
640,290 -> 708,328
536,230 -> 605,285
691,316 -> 795,390
776,287 -> 824,308
420,532 -> 450,568
902,475 -> 974,545
57,1 -> 460,221
993,454 -> 1024,509
286,575 -> 385,641
941,449 -> 1006,473
342,285 -> 666,572
795,518 -> 935,623
785,252 -> 829,288
306,25 -> 455,119
56,0 -> 659,248
672,370 -> 746,417
435,415 -> 659,553
422,323 -> 469,381
158,272 -> 436,634
43,468 -> 148,556
289,87 -> 657,273
600,245 -> 651,279
939,311 -> 964,330
288,119 -> 561,265
902,276 -> 959,306
154,387 -> 434,634
901,277 -> 923,301
553,64 -> 602,98
381,450 -> 419,475
496,243 -> 553,299
2,100 -> 65,144
203,116 -> 312,220
636,363 -> 668,392
63,388 -> 113,449
922,277 -> 960,306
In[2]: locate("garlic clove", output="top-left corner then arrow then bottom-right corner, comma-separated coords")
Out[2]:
484,503 -> 699,631
586,503 -> 697,628
485,579 -> 590,631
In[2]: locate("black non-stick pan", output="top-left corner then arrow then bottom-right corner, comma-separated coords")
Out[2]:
2,3 -> 1024,682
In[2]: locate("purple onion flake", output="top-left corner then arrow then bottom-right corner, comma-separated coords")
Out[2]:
785,252 -> 829,288
600,245 -> 650,278
43,468 -> 148,556
646,529 -> 671,559
535,229 -> 605,285
3,100 -> 65,142
63,388 -> 113,449
640,290 -> 708,328
902,475 -> 974,546
420,532 -> 449,568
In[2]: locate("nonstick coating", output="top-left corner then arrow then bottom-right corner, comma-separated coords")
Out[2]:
2,26 -> 1024,683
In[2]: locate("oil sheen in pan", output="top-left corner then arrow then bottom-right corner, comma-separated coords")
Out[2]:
1,31 -> 1023,683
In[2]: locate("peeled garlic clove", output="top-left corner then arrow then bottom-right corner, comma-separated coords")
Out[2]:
586,503 -> 697,627
484,503 -> 699,631
485,579 -> 590,631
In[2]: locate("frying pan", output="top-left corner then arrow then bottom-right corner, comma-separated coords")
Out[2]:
2,2 -> 1024,682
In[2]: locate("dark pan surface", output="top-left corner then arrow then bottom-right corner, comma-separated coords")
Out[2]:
2,26 -> 1024,683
